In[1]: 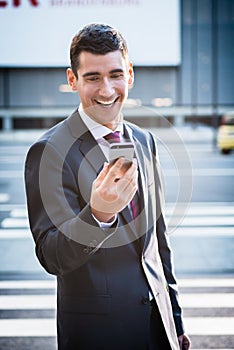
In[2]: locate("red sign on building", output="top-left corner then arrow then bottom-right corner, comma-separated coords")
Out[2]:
0,0 -> 39,7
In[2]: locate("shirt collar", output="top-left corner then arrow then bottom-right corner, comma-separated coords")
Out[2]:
78,104 -> 123,140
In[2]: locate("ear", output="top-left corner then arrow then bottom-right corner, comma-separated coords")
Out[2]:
66,68 -> 77,91
128,62 -> 134,89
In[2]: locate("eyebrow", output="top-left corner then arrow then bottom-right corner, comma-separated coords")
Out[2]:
82,69 -> 124,78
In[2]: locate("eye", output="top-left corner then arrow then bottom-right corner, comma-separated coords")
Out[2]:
86,76 -> 100,82
111,73 -> 124,79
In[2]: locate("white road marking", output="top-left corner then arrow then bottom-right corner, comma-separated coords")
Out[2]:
0,278 -> 233,290
185,317 -> 234,335
180,293 -> 234,308
1,218 -> 29,228
163,168 -> 234,176
0,229 -> 31,239
178,278 -> 234,288
0,280 -> 56,289
0,319 -> 56,337
170,226 -> 234,236
0,295 -> 56,310
0,317 -> 233,337
0,293 -> 233,310
1,168 -> 234,179
0,194 -> 10,203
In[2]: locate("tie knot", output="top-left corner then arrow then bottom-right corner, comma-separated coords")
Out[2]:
104,131 -> 121,143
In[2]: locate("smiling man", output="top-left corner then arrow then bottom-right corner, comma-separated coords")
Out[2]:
25,23 -> 190,350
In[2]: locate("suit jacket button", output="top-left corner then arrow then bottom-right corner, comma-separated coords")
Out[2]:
83,247 -> 89,254
141,297 -> 149,305
92,240 -> 98,247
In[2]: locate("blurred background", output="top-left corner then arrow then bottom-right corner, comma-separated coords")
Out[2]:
0,0 -> 234,349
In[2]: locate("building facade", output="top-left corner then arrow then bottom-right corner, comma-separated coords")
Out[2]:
0,0 -> 233,129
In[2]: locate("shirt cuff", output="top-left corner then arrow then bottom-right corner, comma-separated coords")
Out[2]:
91,213 -> 117,228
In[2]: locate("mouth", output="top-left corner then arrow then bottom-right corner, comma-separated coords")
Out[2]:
95,96 -> 120,107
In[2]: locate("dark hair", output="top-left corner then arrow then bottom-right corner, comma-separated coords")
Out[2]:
70,23 -> 128,77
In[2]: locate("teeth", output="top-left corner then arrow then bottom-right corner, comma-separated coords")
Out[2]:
98,101 -> 114,105
96,99 -> 116,105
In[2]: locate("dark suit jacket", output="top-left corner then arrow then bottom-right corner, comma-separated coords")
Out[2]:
25,109 -> 184,350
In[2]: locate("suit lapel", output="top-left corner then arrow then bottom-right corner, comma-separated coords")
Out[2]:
79,132 -> 107,175
67,109 -> 107,175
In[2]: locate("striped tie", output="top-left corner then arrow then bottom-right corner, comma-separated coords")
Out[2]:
104,131 -> 121,143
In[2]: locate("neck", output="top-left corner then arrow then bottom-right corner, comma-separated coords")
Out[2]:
104,113 -> 123,131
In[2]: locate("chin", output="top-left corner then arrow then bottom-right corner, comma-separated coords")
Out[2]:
95,107 -> 122,123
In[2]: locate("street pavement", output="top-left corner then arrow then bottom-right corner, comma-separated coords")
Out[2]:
0,273 -> 234,349
0,125 -> 234,349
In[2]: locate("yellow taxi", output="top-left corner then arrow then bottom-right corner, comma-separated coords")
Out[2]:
217,112 -> 234,154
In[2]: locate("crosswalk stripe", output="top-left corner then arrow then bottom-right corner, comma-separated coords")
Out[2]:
1,293 -> 234,310
184,317 -> 234,335
1,226 -> 234,239
0,204 -> 25,212
0,319 -> 56,337
5,216 -> 234,229
169,226 -> 234,236
0,171 -> 23,179
0,295 -> 56,310
1,218 -> 29,228
1,218 -> 28,228
0,202 -> 233,216
166,204 -> 234,216
170,215 -> 234,226
178,278 -> 234,288
0,278 -> 233,289
0,156 -> 25,164
163,168 -> 234,176
0,280 -> 55,289
180,293 -> 234,308
1,200 -> 234,238
1,168 -> 234,179
10,208 -> 28,218
0,194 -> 10,203
0,317 -> 233,337
0,229 -> 31,239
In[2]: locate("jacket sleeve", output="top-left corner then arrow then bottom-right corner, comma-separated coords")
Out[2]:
149,132 -> 185,336
25,140 -> 116,276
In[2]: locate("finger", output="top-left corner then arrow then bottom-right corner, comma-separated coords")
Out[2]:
116,169 -> 138,204
117,162 -> 138,191
101,158 -> 125,186
94,162 -> 109,187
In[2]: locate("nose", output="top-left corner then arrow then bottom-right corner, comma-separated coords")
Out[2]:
99,77 -> 115,97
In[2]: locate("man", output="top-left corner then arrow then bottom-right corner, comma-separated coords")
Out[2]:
25,23 -> 190,350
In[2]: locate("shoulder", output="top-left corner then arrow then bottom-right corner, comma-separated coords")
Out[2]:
26,109 -> 82,159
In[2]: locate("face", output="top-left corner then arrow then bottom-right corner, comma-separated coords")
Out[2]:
67,50 -> 134,130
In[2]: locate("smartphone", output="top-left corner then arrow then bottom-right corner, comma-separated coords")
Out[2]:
109,142 -> 135,170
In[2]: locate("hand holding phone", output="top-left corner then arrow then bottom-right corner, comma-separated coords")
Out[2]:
108,141 -> 135,180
